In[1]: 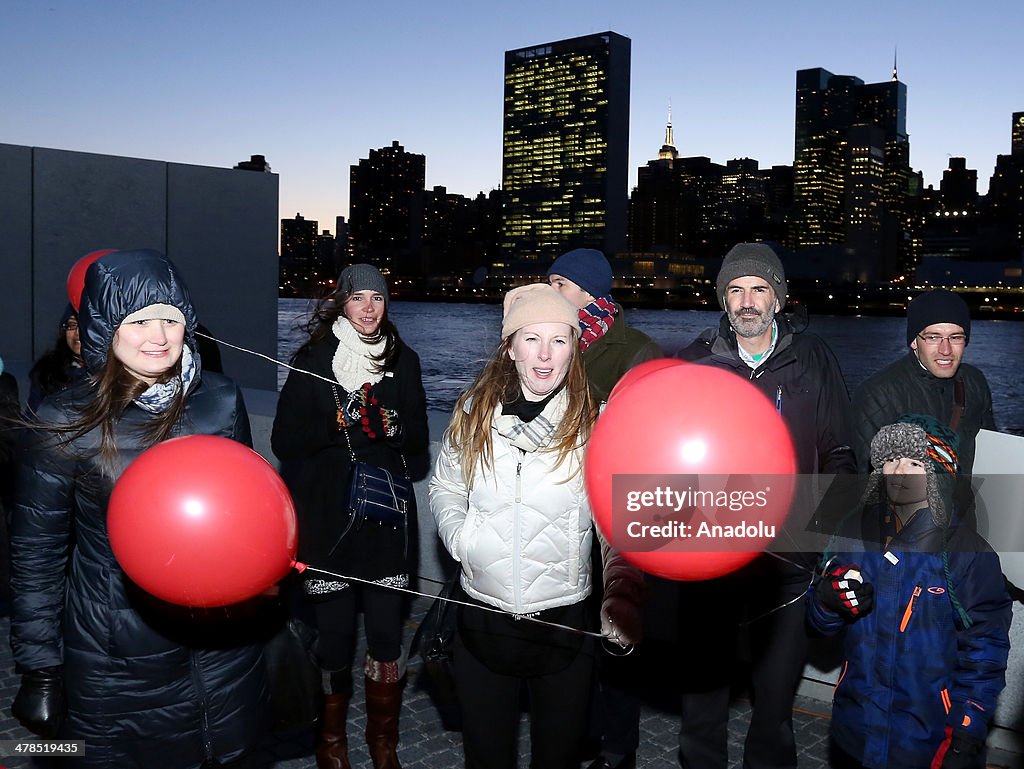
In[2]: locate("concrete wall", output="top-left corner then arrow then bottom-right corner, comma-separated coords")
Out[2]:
0,143 -> 278,389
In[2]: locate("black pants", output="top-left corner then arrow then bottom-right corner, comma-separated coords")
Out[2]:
453,626 -> 594,769
676,577 -> 809,769
588,646 -> 643,757
313,583 -> 404,672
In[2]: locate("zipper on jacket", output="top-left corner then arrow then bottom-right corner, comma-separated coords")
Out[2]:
515,456 -> 523,503
899,585 -> 922,633
190,650 -> 214,761
513,448 -> 525,613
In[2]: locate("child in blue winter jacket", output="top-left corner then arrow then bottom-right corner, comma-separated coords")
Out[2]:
807,414 -> 1010,769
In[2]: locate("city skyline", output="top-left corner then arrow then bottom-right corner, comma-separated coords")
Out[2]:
4,1 -> 1022,237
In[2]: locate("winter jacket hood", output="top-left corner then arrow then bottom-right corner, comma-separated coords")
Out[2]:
78,249 -> 199,374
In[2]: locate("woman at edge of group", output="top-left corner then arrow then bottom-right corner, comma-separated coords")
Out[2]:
26,303 -> 88,416
271,263 -> 428,769
9,249 -> 268,768
429,283 -> 645,769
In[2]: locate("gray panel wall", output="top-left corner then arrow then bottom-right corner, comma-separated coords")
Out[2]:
0,144 -> 278,390
31,148 -> 167,357
0,145 -> 35,361
167,163 -> 279,389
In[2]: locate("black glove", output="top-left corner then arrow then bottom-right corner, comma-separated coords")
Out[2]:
933,726 -> 985,769
12,666 -> 65,738
816,563 -> 874,620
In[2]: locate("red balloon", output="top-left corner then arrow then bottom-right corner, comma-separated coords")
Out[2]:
67,249 -> 117,311
586,366 -> 797,581
608,357 -> 685,401
108,435 -> 298,607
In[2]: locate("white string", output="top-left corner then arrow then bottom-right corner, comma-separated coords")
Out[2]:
192,329 -> 630,652
301,564 -> 621,645
195,330 -> 338,386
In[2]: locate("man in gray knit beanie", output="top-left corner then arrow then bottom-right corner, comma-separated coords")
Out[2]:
670,244 -> 854,769
715,242 -> 788,311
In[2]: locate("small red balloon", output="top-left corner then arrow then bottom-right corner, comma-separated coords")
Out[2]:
608,357 -> 685,401
586,366 -> 797,581
67,249 -> 117,311
108,435 -> 298,607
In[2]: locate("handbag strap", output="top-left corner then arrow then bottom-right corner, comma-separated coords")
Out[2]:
332,383 -> 409,478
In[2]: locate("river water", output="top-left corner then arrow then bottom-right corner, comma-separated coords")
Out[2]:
278,299 -> 1024,435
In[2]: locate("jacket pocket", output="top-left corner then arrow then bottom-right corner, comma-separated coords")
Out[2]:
456,512 -> 480,582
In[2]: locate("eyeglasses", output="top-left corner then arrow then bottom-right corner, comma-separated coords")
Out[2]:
63,321 -> 79,332
917,332 -> 966,346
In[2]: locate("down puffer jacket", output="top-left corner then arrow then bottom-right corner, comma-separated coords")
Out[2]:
10,250 -> 268,768
429,389 -> 594,614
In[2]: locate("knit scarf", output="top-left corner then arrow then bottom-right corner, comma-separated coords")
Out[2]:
578,297 -> 617,352
332,316 -> 386,392
134,344 -> 199,414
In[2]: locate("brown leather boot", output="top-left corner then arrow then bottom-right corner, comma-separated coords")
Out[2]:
364,677 -> 403,769
315,692 -> 352,769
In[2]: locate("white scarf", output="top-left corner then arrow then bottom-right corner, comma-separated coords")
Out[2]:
331,317 -> 386,392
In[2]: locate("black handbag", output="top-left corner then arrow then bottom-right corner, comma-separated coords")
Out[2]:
265,617 -> 321,734
411,574 -> 462,731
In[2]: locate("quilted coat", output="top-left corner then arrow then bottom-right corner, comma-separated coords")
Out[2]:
429,389 -> 594,614
10,250 -> 268,768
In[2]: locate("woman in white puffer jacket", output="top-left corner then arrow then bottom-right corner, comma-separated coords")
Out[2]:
429,284 -> 643,769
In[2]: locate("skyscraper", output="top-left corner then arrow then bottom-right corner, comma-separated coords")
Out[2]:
501,31 -> 631,263
986,112 -> 1024,254
792,66 -> 912,279
349,140 -> 426,272
279,213 -> 320,295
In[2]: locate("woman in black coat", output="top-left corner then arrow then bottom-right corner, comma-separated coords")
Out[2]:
9,249 -> 268,768
26,303 -> 88,416
272,263 -> 428,769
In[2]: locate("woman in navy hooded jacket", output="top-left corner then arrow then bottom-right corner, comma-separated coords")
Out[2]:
807,415 -> 1010,769
9,249 -> 268,768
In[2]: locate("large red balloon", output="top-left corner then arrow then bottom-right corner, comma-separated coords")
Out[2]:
586,366 -> 797,581
608,357 -> 684,401
109,435 -> 298,607
67,249 -> 117,311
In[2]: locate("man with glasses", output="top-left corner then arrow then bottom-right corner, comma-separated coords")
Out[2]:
850,289 -> 995,475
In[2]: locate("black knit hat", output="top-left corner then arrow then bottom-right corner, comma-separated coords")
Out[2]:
716,242 -> 788,310
906,289 -> 970,346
